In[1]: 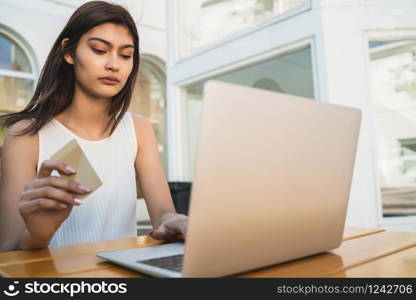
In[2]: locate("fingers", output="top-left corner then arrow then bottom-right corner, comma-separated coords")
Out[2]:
150,215 -> 188,241
19,198 -> 69,215
149,228 -> 181,241
20,165 -> 92,217
163,215 -> 188,237
21,186 -> 79,207
24,176 -> 91,195
37,160 -> 76,178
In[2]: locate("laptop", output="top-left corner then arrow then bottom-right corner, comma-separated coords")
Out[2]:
97,81 -> 362,278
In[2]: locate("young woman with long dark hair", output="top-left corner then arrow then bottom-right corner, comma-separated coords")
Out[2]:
0,1 -> 187,251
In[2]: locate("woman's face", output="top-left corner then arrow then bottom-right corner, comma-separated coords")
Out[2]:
63,22 -> 135,99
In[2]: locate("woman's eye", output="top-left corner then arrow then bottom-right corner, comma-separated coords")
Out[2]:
92,48 -> 105,54
92,47 -> 131,59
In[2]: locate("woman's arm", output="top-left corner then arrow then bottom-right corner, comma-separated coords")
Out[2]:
0,121 -> 39,250
0,121 -> 89,251
132,114 -> 187,239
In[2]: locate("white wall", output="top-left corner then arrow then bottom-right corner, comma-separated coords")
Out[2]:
0,0 -> 69,72
316,2 -> 381,228
317,0 -> 416,228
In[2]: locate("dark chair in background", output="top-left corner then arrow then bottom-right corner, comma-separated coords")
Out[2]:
168,182 -> 192,215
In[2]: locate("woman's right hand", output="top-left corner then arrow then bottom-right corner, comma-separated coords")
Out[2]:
18,160 -> 91,248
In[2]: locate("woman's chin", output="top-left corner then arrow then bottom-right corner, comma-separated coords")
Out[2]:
90,89 -> 122,99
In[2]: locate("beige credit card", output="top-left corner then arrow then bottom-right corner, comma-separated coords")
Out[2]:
50,139 -> 102,200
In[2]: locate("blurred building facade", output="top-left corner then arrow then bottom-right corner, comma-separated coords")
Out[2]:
165,0 -> 416,230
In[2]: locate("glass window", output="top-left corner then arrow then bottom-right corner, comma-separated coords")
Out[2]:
0,33 -> 32,73
0,76 -> 34,110
400,138 -> 416,174
369,40 -> 416,217
129,60 -> 168,174
0,32 -> 35,146
174,0 -> 309,60
183,45 -> 314,179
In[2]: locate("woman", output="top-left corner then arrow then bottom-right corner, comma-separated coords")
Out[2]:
0,1 -> 187,251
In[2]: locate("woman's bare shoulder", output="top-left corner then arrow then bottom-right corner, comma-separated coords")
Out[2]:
129,113 -> 157,152
130,112 -> 152,128
6,119 -> 34,134
130,113 -> 154,136
3,119 -> 38,159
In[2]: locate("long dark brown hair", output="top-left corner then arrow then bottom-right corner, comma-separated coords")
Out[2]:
0,1 -> 140,135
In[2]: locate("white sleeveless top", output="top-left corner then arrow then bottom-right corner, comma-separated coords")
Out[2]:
37,112 -> 138,247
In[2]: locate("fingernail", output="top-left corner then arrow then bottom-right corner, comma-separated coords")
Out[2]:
78,185 -> 91,192
60,203 -> 68,209
65,166 -> 76,173
74,198 -> 84,205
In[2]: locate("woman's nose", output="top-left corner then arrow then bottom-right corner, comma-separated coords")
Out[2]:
105,55 -> 119,72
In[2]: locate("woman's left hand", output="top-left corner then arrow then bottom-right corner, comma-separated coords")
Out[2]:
149,213 -> 188,241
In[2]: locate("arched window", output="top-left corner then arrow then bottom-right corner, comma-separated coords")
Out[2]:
0,29 -> 36,145
128,56 -> 167,173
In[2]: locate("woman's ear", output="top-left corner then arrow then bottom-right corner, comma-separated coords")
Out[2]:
61,38 -> 74,65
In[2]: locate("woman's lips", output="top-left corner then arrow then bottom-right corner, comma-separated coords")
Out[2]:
99,78 -> 119,86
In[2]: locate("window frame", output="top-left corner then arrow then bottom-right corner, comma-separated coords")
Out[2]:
0,27 -> 37,112
133,55 -> 169,175
171,0 -> 312,62
166,0 -> 321,182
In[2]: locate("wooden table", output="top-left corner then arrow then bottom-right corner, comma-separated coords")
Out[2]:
0,228 -> 415,278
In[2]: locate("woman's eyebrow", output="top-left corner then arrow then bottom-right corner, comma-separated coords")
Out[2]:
87,37 -> 134,49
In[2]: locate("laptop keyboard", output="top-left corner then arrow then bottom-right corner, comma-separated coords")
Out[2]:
137,254 -> 184,273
